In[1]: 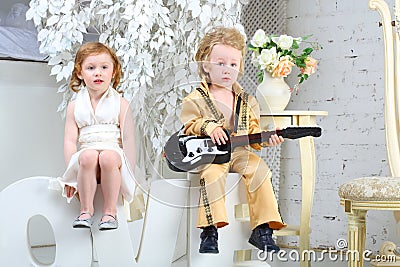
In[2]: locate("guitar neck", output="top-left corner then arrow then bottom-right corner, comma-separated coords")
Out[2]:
230,131 -> 277,149
229,127 -> 321,149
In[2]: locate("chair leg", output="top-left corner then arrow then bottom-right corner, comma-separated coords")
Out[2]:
347,210 -> 367,267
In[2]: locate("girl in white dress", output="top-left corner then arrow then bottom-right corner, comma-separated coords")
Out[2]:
59,42 -> 137,231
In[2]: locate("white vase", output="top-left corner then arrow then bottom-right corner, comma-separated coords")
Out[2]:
256,70 -> 291,112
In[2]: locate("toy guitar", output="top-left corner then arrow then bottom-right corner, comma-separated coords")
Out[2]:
164,126 -> 322,172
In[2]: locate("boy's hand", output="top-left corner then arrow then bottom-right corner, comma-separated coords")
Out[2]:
268,128 -> 284,146
210,126 -> 229,145
268,134 -> 284,146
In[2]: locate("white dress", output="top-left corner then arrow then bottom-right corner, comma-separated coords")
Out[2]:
55,87 -> 136,203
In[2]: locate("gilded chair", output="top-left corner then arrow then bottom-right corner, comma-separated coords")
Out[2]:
338,1 -> 400,267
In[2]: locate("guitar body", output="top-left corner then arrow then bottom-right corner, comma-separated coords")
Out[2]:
164,130 -> 231,172
164,126 -> 322,172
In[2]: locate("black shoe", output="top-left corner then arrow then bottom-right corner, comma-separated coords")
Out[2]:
199,225 -> 219,254
248,223 -> 280,252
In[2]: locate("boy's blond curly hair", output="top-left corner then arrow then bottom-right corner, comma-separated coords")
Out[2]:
195,27 -> 246,83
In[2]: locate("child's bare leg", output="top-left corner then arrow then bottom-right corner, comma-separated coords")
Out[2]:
76,149 -> 99,219
99,150 -> 121,222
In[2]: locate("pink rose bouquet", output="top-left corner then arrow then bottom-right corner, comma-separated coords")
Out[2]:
272,56 -> 295,77
301,56 -> 318,75
249,29 -> 321,91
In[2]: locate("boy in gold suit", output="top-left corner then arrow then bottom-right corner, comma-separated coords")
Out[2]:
180,27 -> 286,254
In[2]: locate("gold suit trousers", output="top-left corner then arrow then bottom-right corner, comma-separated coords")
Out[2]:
197,148 -> 286,230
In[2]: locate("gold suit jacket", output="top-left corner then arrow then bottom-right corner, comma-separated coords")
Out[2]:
180,81 -> 268,150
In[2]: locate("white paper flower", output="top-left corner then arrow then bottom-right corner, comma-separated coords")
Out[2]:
271,34 -> 293,50
250,29 -> 268,48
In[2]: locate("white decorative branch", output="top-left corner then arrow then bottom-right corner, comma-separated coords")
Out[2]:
27,0 -> 245,173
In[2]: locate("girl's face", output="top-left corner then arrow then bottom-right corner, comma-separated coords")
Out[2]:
78,52 -> 115,93
203,44 -> 242,90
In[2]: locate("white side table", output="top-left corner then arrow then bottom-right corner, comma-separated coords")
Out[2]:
260,110 -> 328,267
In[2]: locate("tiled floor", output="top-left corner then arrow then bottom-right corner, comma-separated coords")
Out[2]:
173,256 -> 370,267
31,246 -> 359,266
172,248 -> 350,267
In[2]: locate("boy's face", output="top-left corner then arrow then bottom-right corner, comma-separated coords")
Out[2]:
203,44 -> 242,90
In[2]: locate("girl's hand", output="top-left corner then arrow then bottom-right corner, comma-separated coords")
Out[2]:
210,126 -> 228,145
65,185 -> 76,198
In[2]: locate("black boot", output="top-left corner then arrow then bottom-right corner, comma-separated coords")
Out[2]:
248,223 -> 280,252
199,225 -> 219,254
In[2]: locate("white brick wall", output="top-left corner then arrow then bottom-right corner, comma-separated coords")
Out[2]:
280,0 -> 396,252
1,0 -> 397,256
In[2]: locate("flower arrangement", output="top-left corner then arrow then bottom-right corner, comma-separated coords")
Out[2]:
249,29 -> 320,91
